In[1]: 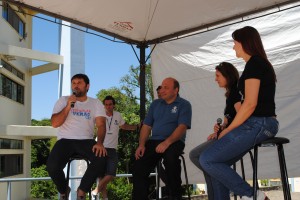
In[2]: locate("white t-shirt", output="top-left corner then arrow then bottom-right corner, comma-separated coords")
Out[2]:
103,111 -> 125,149
52,96 -> 106,140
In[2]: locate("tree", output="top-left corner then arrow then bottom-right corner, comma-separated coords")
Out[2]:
120,64 -> 153,111
31,165 -> 57,199
31,118 -> 57,199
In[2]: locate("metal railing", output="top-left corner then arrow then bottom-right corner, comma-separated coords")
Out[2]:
0,173 -> 156,200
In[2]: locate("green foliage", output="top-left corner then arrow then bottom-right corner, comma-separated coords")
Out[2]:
107,175 -> 133,200
120,64 -> 153,112
31,118 -> 57,198
31,139 -> 51,168
31,165 -> 57,199
31,118 -> 52,126
31,118 -> 53,168
96,87 -> 140,125
261,179 -> 269,186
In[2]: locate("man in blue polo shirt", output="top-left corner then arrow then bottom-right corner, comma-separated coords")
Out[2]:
132,77 -> 192,200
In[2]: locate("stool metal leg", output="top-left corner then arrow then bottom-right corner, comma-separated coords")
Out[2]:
156,163 -> 161,200
240,158 -> 246,181
180,155 -> 191,200
253,146 -> 258,200
66,161 -> 71,194
277,144 -> 291,200
66,158 -> 91,200
233,163 -> 237,200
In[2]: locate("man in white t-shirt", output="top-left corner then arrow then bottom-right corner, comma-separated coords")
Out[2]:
91,95 -> 138,200
46,74 -> 107,200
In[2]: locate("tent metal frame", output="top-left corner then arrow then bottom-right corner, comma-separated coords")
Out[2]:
3,0 -> 300,120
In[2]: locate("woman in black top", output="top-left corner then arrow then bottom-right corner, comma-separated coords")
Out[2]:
199,26 -> 278,200
189,62 -> 241,199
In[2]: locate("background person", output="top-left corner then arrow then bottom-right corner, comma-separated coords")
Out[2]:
189,62 -> 241,199
199,26 -> 278,200
46,73 -> 107,200
91,95 -> 138,200
156,85 -> 162,98
132,77 -> 192,200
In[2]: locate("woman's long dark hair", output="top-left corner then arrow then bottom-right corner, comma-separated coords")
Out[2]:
216,62 -> 239,98
232,26 -> 276,82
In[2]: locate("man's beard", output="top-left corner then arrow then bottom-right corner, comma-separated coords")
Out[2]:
74,90 -> 87,97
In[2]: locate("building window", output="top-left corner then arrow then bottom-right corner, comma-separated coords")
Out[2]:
1,59 -> 24,80
0,138 -> 23,149
0,74 -> 24,104
2,2 -> 25,38
0,154 -> 23,178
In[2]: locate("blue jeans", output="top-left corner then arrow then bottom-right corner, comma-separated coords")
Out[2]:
199,116 -> 279,200
189,140 -> 216,199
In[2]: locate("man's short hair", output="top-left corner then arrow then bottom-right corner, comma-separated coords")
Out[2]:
71,74 -> 90,85
173,79 -> 180,91
103,95 -> 116,105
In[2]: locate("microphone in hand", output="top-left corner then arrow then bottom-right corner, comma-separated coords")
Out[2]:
71,91 -> 77,108
216,118 -> 222,138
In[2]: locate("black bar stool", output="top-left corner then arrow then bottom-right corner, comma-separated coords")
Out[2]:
233,137 -> 291,200
233,156 -> 251,200
156,153 -> 191,200
252,137 -> 291,200
66,155 -> 91,200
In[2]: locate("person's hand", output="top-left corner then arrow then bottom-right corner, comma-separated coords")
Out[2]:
207,132 -> 217,140
155,141 -> 170,153
68,94 -> 77,108
218,128 -> 229,139
135,145 -> 145,160
213,123 -> 221,134
92,143 -> 107,157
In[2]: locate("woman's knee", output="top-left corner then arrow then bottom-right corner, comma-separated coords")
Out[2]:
189,148 -> 197,159
199,153 -> 210,171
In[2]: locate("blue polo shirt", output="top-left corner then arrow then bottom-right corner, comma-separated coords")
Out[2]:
144,96 -> 192,142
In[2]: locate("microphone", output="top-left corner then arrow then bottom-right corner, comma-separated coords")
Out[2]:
216,118 -> 222,138
71,91 -> 76,108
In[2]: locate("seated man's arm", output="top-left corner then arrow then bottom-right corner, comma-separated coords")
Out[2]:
135,124 -> 151,160
51,110 -> 70,128
156,124 -> 188,153
51,95 -> 76,128
120,123 -> 138,131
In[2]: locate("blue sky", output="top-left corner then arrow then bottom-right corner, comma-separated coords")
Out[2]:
31,15 -> 148,120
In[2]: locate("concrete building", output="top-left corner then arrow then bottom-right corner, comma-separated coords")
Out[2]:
0,2 -> 62,199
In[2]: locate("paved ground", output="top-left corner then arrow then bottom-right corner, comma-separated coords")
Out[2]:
255,190 -> 300,200
185,190 -> 300,199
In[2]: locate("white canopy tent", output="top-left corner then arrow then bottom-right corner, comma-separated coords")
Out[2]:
5,0 -> 300,44
152,6 -> 300,183
4,0 -> 300,183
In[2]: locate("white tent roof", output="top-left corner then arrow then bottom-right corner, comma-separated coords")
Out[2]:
5,0 -> 300,44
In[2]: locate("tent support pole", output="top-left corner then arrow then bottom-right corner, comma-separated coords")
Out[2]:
138,43 -> 147,122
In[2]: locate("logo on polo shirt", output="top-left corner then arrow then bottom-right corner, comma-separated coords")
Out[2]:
171,106 -> 178,113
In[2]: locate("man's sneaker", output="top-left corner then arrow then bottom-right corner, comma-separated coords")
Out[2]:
241,190 -> 270,200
